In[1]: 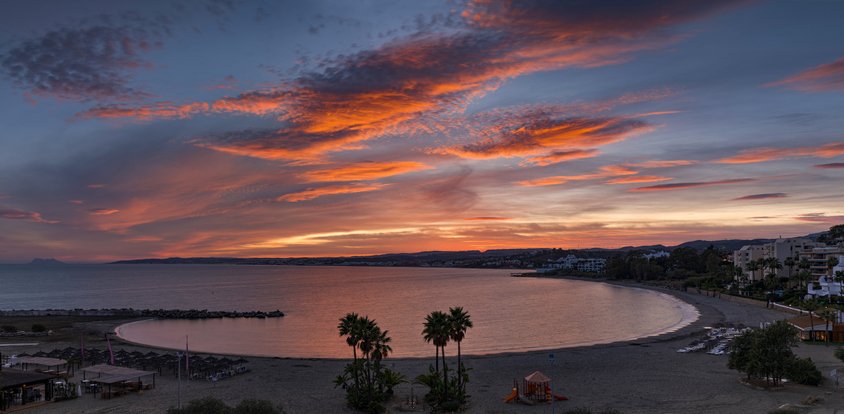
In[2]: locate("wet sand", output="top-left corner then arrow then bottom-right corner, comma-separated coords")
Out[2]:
6,283 -> 844,414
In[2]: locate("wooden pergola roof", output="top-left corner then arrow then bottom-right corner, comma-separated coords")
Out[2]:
82,364 -> 156,382
0,369 -> 54,389
11,356 -> 68,367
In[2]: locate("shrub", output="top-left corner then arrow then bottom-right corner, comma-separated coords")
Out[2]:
31,324 -> 47,333
0,325 -> 17,333
166,397 -> 283,414
787,357 -> 822,386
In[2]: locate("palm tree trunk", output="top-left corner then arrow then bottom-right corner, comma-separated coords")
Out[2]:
809,313 -> 815,342
435,345 -> 439,373
442,347 -> 448,401
352,347 -> 359,389
457,340 -> 462,393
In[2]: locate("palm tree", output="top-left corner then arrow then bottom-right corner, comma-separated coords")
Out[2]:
784,257 -> 796,282
747,260 -> 760,282
423,311 -> 450,400
448,307 -> 473,394
338,313 -> 362,388
805,300 -> 819,342
835,270 -> 844,299
828,256 -> 840,277
819,307 -> 836,344
423,311 -> 445,373
766,258 -> 783,289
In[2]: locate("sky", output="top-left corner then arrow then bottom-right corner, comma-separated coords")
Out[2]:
1,0 -> 843,263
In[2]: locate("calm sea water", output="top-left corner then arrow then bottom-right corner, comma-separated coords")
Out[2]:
0,264 -> 697,358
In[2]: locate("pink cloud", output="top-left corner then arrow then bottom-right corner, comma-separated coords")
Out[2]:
0,207 -> 59,224
732,193 -> 787,201
629,178 -> 754,192
716,142 -> 844,164
768,56 -> 844,92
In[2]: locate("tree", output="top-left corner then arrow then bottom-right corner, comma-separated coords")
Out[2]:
747,260 -> 760,282
818,308 -> 836,343
728,321 -> 803,386
448,307 -> 473,396
335,314 -> 402,412
784,256 -> 796,281
828,256 -> 840,277
766,257 -> 783,289
423,311 -> 451,401
836,270 -> 844,299
804,300 -> 819,342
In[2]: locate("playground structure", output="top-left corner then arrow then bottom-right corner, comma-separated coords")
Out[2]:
503,371 -> 567,405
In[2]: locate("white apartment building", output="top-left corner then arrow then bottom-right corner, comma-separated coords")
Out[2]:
733,238 -> 817,282
807,255 -> 844,297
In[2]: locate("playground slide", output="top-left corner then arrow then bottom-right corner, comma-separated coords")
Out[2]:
518,392 -> 537,405
503,389 -> 518,403
552,393 -> 568,401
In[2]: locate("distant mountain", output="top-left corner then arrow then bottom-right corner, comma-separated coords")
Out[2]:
674,239 -> 774,252
109,231 -> 828,267
29,258 -> 65,265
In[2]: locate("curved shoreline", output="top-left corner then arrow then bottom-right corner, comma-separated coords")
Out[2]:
10,278 -> 835,414
111,278 -> 702,360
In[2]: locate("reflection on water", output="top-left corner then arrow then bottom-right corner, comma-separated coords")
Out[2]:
0,264 -> 697,358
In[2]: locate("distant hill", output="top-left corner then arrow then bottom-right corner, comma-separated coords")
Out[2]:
29,258 -> 65,265
674,239 -> 774,252
109,232 -> 826,267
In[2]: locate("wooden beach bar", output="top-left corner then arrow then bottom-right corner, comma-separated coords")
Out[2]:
81,364 -> 156,399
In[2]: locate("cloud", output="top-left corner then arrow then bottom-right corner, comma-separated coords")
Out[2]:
204,75 -> 238,90
716,142 -> 844,164
435,114 -> 651,159
87,184 -> 106,189
732,193 -> 788,201
0,207 -> 58,224
605,175 -> 672,185
519,165 -> 637,187
625,160 -> 697,168
80,0 -> 736,160
629,178 -> 754,192
88,208 -> 120,216
76,102 -> 210,120
769,56 -> 844,92
463,216 -> 511,221
1,17 -> 168,102
300,161 -> 432,182
794,213 -> 844,224
521,149 -> 601,166
815,162 -> 844,169
277,183 -> 387,202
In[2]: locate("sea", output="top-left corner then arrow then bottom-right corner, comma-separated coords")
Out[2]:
0,264 -> 698,358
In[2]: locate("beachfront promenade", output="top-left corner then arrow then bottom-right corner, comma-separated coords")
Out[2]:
8,285 -> 844,414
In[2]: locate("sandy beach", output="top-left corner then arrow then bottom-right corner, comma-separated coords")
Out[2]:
5,283 -> 844,414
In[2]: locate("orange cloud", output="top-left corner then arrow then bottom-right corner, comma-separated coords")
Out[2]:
464,216 -> 512,221
76,1 -> 735,161
88,208 -> 120,216
76,102 -> 210,120
768,56 -> 844,92
716,142 -> 844,164
277,183 -> 387,202
300,161 -> 432,182
521,149 -> 600,166
519,165 -> 637,187
605,175 -> 672,185
437,115 -> 651,160
629,178 -> 754,192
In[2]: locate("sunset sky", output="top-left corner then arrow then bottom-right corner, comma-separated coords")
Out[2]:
1,0 -> 843,262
